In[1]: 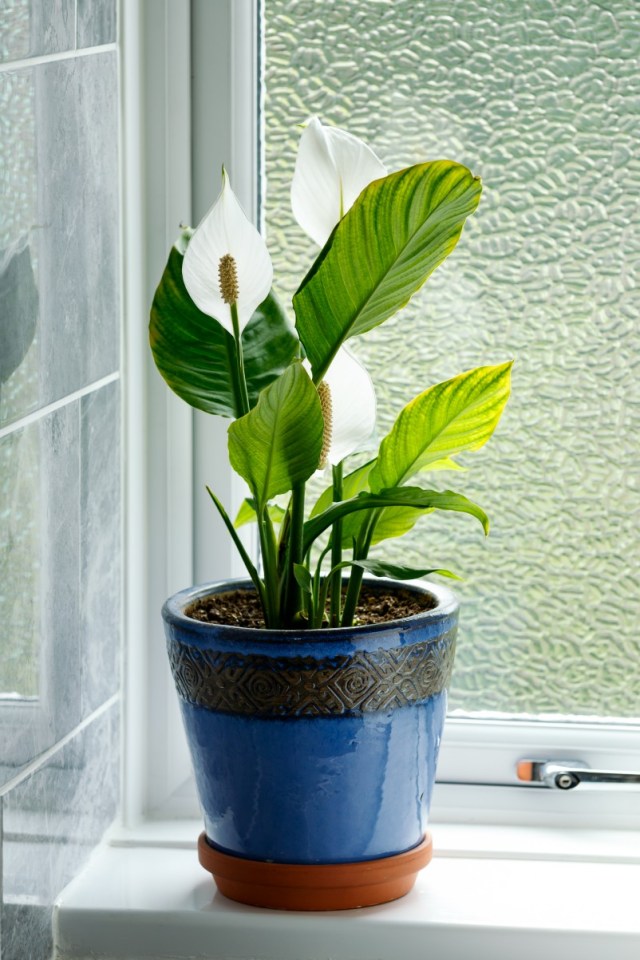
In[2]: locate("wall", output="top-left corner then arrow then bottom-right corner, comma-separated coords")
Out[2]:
0,1 -> 121,957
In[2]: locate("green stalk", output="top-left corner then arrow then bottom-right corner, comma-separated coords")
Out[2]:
319,557 -> 361,629
206,487 -> 267,614
312,542 -> 333,628
329,462 -> 343,626
259,506 -> 280,626
277,499 -> 292,576
284,480 -> 306,625
340,508 -> 380,626
315,575 -> 333,629
230,301 -> 250,417
224,334 -> 245,420
278,495 -> 292,616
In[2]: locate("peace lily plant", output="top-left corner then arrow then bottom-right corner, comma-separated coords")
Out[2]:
150,117 -> 512,630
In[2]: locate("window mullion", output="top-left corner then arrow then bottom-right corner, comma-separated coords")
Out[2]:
122,0 -> 194,826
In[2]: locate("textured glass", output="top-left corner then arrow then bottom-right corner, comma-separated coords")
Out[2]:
0,0 -> 75,63
0,425 -> 39,697
1,51 -> 120,710
263,0 -> 640,717
1,21 -> 39,696
0,12 -> 121,957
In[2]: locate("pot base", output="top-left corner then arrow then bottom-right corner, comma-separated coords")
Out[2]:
198,832 -> 433,911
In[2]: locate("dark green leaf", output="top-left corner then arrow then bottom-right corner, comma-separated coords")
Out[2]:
205,487 -> 264,604
293,563 -> 313,595
149,246 -> 299,418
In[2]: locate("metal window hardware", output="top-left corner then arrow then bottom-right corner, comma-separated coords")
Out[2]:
517,760 -> 640,791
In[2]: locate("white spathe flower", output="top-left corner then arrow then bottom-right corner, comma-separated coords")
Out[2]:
308,346 -> 377,468
182,169 -> 273,335
291,117 -> 387,248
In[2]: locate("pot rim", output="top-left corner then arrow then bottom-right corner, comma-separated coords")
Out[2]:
162,576 -> 458,644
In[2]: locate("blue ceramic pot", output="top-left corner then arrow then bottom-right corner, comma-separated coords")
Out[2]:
163,578 -> 458,866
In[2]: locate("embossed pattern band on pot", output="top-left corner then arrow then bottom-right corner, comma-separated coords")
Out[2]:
167,630 -> 457,717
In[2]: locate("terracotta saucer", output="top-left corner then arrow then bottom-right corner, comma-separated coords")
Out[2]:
198,832 -> 433,911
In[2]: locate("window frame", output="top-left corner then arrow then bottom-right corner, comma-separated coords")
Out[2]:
0,381 -> 113,777
121,0 -> 640,830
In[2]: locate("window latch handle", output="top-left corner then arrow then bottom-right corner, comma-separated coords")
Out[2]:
517,760 -> 640,791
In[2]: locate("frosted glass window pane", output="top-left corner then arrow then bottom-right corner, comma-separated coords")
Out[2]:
263,0 -> 640,718
0,49 -> 39,697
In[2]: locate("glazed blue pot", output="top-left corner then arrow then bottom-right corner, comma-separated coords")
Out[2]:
163,578 -> 458,865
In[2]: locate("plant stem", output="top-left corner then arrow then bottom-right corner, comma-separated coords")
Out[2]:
315,575 -> 333,629
206,487 -> 267,614
329,463 -> 343,626
284,480 -> 306,625
340,508 -> 380,626
259,506 -> 280,626
277,499 -> 291,577
312,542 -> 333,628
224,333 -> 245,419
230,302 -> 250,416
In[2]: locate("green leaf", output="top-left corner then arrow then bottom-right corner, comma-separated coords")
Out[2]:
340,505 -> 429,548
228,363 -> 324,509
330,364 -> 504,547
370,363 -> 512,492
149,246 -> 299,418
293,563 -> 313,595
205,487 -> 265,605
424,457 -> 466,473
234,498 -> 286,529
312,458 -> 464,549
320,449 -> 468,540
304,487 -> 489,554
293,161 -> 482,382
310,459 -> 375,518
352,559 -> 462,581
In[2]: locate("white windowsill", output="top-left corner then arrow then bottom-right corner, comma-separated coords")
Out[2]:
55,821 -> 640,960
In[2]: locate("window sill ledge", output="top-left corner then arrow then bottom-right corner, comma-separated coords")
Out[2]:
55,821 -> 640,960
